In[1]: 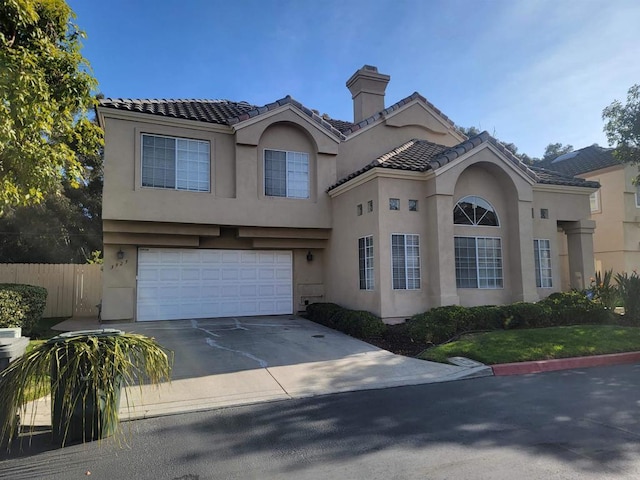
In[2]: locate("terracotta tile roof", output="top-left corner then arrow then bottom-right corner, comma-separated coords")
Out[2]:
538,145 -> 621,176
530,166 -> 600,188
98,98 -> 258,124
99,96 -> 347,140
328,132 -> 594,191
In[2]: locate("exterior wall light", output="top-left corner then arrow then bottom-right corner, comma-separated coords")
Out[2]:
117,248 -> 125,260
306,251 -> 313,262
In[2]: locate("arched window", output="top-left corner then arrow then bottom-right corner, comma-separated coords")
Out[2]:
454,196 -> 499,226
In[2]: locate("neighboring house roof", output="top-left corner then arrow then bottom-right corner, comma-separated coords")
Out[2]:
538,145 -> 621,176
329,131 -> 556,191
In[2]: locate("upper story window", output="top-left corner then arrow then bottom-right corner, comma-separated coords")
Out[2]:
454,195 -> 499,226
264,149 -> 309,199
142,134 -> 210,192
389,198 -> 400,210
409,199 -> 418,211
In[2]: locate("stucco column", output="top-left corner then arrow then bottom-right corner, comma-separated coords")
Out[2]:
511,199 -> 539,303
561,219 -> 596,290
425,193 -> 459,307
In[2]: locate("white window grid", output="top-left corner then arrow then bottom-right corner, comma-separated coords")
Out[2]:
454,236 -> 503,289
264,149 -> 309,199
358,236 -> 374,290
391,234 -> 420,290
141,134 -> 210,192
454,195 -> 500,226
534,239 -> 553,288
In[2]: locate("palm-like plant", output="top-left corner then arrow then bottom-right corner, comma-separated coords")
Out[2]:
0,329 -> 171,447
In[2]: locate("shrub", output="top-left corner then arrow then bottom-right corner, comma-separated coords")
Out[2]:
0,284 -> 48,334
466,305 -> 504,331
590,269 -> 619,309
331,309 -> 386,338
502,302 -> 553,329
408,305 -> 475,345
539,291 -> 613,326
305,303 -> 344,328
615,271 -> 640,324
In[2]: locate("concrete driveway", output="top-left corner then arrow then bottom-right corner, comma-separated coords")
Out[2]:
28,316 -> 490,422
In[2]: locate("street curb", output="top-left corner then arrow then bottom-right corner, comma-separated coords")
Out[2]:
492,351 -> 640,376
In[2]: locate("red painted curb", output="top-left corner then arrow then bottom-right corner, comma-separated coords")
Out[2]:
491,351 -> 640,376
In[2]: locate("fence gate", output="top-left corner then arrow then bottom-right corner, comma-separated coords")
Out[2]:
0,264 -> 102,318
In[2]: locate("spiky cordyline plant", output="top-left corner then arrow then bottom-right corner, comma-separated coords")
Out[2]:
0,330 -> 171,448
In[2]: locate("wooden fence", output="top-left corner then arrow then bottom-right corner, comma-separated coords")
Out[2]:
0,264 -> 102,318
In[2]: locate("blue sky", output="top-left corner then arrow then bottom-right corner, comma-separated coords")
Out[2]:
68,0 -> 640,158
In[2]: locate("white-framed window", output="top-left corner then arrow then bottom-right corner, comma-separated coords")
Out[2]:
454,236 -> 503,288
534,239 -> 553,288
389,198 -> 400,210
142,134 -> 210,192
454,195 -> 499,226
391,234 -> 420,290
635,183 -> 640,208
358,236 -> 374,290
590,190 -> 600,213
264,149 -> 309,199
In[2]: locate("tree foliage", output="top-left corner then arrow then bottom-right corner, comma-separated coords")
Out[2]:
0,0 -> 103,213
603,84 -> 640,173
0,147 -> 102,263
540,142 -> 573,163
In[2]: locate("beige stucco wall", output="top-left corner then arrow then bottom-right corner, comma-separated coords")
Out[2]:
581,164 -> 640,274
100,109 -> 338,229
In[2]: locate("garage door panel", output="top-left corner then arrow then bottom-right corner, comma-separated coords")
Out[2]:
137,248 -> 292,321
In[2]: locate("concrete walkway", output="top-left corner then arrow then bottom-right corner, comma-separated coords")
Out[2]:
24,316 -> 491,425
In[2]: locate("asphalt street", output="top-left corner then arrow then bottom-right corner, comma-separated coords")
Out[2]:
3,364 -> 640,479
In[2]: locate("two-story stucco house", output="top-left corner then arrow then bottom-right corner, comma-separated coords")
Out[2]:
97,65 -> 599,323
540,145 -> 640,276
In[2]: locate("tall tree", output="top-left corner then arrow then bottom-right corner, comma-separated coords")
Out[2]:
0,0 -> 103,214
541,143 -> 574,163
603,84 -> 640,175
0,147 -> 103,263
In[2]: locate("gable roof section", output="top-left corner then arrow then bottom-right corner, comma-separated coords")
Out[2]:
538,145 -> 621,176
325,91 -> 463,137
329,131 -> 543,191
98,96 -> 347,140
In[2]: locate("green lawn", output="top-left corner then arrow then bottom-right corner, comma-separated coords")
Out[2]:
419,325 -> 640,365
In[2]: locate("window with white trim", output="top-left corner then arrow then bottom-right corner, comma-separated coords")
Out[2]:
391,234 -> 420,290
635,183 -> 640,208
264,149 -> 309,198
358,236 -> 374,290
454,236 -> 503,288
142,134 -> 210,192
454,196 -> 499,226
590,190 -> 600,212
534,239 -> 552,288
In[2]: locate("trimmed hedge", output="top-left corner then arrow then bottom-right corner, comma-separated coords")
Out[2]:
0,284 -> 48,334
306,303 -> 386,338
408,292 -> 616,346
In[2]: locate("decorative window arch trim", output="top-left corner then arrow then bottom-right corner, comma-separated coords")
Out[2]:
453,195 -> 500,227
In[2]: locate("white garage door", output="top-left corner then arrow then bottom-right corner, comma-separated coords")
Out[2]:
137,248 -> 293,321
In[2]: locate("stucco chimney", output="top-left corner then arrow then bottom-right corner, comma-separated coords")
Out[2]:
346,65 -> 390,123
